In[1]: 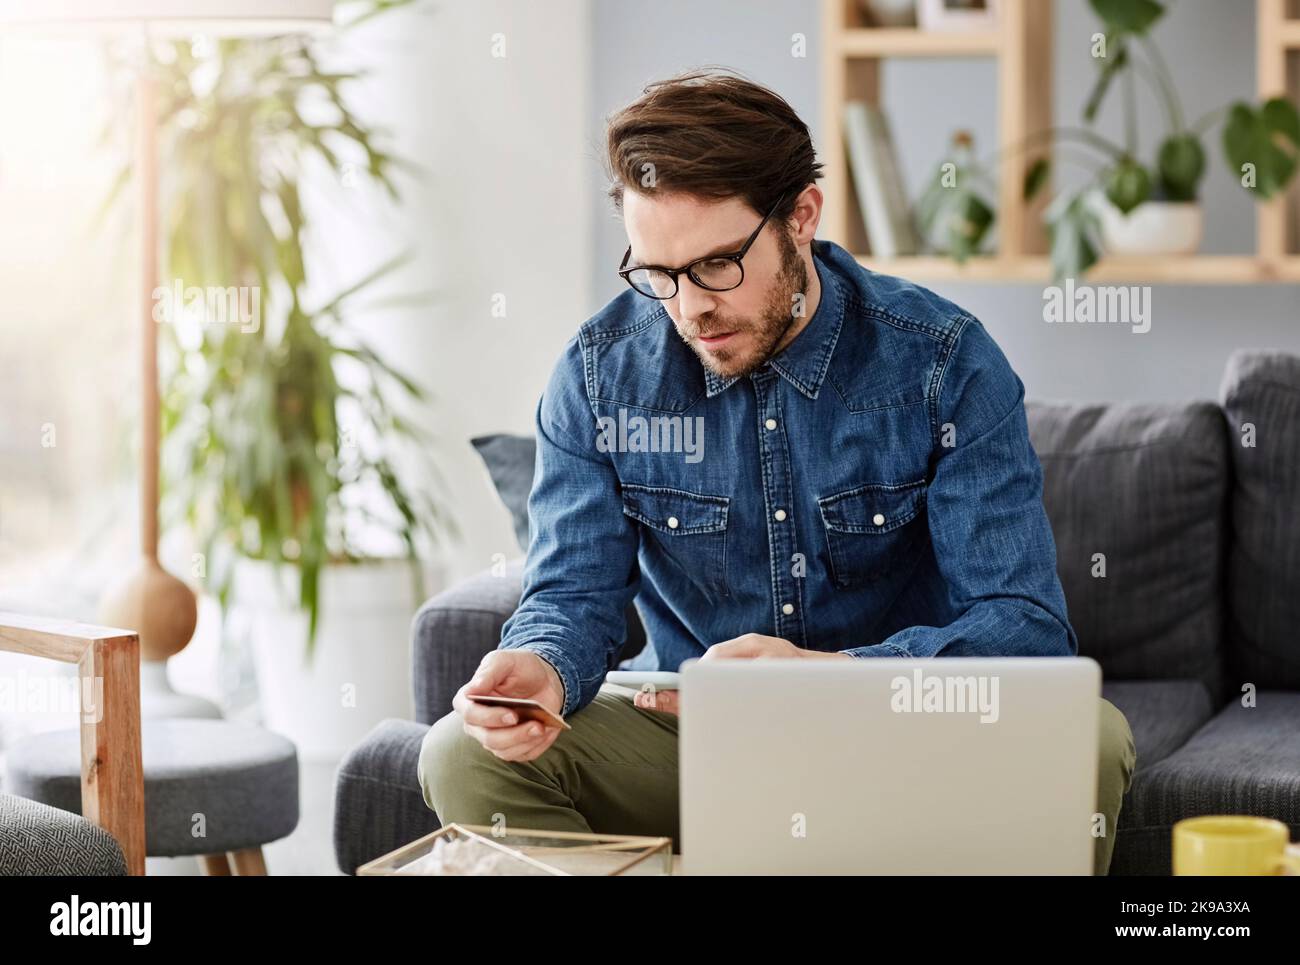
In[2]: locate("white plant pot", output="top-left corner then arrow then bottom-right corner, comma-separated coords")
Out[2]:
1088,191 -> 1203,256
233,558 -> 425,761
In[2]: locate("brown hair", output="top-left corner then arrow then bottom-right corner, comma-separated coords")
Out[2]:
604,67 -> 822,223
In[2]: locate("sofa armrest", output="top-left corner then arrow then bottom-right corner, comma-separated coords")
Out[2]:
410,558 -> 649,724
333,718 -> 438,874
411,559 -> 528,724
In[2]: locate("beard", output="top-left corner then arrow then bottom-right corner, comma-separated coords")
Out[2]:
678,226 -> 809,380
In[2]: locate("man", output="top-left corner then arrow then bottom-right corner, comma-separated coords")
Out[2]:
419,69 -> 1136,874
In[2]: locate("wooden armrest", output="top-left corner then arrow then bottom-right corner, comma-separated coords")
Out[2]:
0,612 -> 146,875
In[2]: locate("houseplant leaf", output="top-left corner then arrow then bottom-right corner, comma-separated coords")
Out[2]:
945,193 -> 994,263
1023,156 -> 1051,201
1156,133 -> 1205,201
1047,191 -> 1101,280
1223,98 -> 1300,198
1104,158 -> 1151,213
1088,0 -> 1165,34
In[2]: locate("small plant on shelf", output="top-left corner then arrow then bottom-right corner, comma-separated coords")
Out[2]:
921,0 -> 1300,278
916,130 -> 995,263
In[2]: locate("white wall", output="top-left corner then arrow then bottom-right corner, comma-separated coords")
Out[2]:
307,0 -> 593,586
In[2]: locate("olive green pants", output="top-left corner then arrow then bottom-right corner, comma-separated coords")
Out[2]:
419,685 -> 1137,874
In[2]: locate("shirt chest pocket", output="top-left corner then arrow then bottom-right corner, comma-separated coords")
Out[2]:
817,480 -> 928,589
620,484 -> 730,601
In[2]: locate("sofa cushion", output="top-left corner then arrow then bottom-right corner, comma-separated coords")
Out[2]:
1219,350 -> 1300,691
1101,679 -> 1215,770
1110,692 -> 1300,875
1026,401 -> 1229,704
470,433 -> 536,552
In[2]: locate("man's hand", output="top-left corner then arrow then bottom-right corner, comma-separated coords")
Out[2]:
632,687 -> 681,715
701,633 -> 855,662
452,650 -> 567,763
631,634 -> 852,717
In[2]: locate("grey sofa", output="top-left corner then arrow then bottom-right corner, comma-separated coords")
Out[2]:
334,349 -> 1300,875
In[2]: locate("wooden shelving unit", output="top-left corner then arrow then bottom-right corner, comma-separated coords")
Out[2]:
840,27 -> 1003,57
821,0 -> 1300,283
1257,0 -> 1300,270
860,254 -> 1300,282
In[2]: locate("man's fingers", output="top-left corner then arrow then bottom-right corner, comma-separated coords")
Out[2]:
633,689 -> 680,714
452,654 -> 521,720
466,650 -> 524,697
701,639 -> 744,660
464,718 -> 554,752
488,723 -> 558,761
458,699 -> 520,729
494,727 -> 559,762
452,684 -> 503,720
464,719 -> 541,750
467,659 -> 505,693
704,633 -> 779,660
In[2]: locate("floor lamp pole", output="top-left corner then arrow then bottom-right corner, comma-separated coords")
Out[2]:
138,64 -> 159,562
100,53 -> 215,719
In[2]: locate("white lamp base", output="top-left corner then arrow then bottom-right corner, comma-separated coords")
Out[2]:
140,658 -> 222,719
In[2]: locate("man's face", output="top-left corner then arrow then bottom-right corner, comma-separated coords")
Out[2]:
622,192 -> 808,379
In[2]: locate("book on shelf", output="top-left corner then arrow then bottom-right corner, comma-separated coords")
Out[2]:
843,101 -> 920,258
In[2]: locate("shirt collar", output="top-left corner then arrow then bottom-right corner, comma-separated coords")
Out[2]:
703,244 -> 845,400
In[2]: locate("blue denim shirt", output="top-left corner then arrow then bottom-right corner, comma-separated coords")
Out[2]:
500,238 -> 1077,717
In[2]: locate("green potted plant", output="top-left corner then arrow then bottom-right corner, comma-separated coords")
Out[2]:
920,0 -> 1300,278
1043,0 -> 1299,273
104,1 -> 449,757
915,130 -> 996,263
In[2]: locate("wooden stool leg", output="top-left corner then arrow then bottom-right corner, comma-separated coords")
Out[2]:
200,853 -> 232,875
229,847 -> 268,876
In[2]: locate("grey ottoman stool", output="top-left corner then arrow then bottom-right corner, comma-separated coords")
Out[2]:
5,719 -> 299,875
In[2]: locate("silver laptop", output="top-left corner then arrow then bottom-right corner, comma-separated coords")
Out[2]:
679,657 -> 1101,875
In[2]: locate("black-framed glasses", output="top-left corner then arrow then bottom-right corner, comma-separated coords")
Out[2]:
617,194 -> 787,300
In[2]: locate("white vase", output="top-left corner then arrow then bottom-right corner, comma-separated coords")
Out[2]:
233,557 -> 429,761
140,659 -> 223,719
1088,190 -> 1203,256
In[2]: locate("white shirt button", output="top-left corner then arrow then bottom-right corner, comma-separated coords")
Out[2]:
782,603 -> 795,615
873,513 -> 885,526
667,516 -> 679,529
774,509 -> 787,521
765,418 -> 777,430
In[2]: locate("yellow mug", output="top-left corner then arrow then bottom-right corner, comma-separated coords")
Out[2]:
1173,816 -> 1300,876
